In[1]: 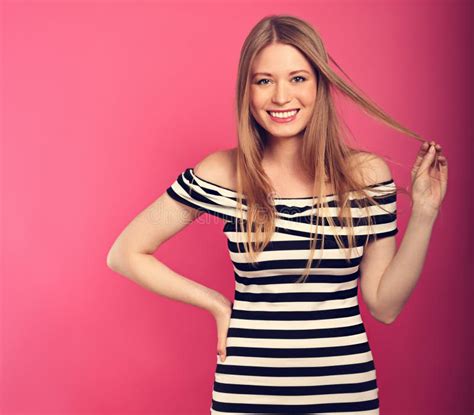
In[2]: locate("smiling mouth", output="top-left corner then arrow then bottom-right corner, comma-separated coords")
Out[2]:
266,109 -> 300,115
266,109 -> 300,121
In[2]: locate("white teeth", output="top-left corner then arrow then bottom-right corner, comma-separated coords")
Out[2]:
269,110 -> 298,118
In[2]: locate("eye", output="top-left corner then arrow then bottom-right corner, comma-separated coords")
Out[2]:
255,76 -> 307,85
293,76 -> 306,82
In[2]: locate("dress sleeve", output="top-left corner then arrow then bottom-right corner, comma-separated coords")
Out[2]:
363,178 -> 399,241
165,167 -> 241,222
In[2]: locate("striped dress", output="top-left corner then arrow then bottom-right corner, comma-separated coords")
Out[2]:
166,167 -> 398,415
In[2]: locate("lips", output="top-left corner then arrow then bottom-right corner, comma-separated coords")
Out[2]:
266,108 -> 300,124
266,109 -> 300,114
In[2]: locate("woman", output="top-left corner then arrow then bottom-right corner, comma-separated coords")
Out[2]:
107,15 -> 448,414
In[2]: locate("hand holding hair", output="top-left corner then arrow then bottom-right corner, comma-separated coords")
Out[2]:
410,140 -> 448,216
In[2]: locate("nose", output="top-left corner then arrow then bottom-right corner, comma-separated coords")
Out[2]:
271,82 -> 291,105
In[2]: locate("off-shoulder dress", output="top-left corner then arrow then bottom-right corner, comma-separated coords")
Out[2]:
166,167 -> 398,415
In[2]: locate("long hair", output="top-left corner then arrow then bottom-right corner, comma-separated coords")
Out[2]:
233,14 -> 424,283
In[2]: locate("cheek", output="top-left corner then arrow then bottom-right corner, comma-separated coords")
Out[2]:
301,88 -> 316,106
249,103 -> 262,124
249,85 -> 271,105
249,93 -> 266,119
249,88 -> 265,107
249,99 -> 258,116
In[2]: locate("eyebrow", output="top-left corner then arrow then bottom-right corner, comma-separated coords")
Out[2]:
252,69 -> 311,77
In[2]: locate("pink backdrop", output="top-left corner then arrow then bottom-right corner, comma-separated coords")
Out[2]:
2,1 -> 472,414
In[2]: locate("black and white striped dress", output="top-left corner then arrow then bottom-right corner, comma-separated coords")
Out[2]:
166,167 -> 398,415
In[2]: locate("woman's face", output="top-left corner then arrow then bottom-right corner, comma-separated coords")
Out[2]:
249,43 -> 317,141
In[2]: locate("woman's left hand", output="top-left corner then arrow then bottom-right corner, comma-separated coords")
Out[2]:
411,140 -> 448,216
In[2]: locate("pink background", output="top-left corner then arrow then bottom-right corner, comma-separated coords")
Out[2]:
2,1 -> 472,414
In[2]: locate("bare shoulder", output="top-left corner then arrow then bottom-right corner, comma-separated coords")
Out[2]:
347,150 -> 393,186
193,147 -> 238,189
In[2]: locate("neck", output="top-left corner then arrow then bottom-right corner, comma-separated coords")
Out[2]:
262,135 -> 305,172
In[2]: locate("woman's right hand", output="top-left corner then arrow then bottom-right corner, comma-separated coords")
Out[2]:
211,296 -> 233,362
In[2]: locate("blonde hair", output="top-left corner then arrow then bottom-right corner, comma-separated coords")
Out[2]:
233,15 -> 426,283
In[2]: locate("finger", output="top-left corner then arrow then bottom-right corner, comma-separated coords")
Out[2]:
438,156 -> 448,181
413,141 -> 430,172
421,141 -> 430,151
435,151 -> 447,171
417,143 -> 437,174
217,337 -> 227,362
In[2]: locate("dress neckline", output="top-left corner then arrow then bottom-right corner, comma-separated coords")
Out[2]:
189,168 -> 394,201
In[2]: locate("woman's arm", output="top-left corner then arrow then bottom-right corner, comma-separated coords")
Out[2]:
106,179 -> 230,317
369,209 -> 437,324
107,246 -> 230,316
360,141 -> 447,324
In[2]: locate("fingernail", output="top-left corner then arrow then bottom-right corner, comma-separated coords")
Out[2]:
429,145 -> 435,152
